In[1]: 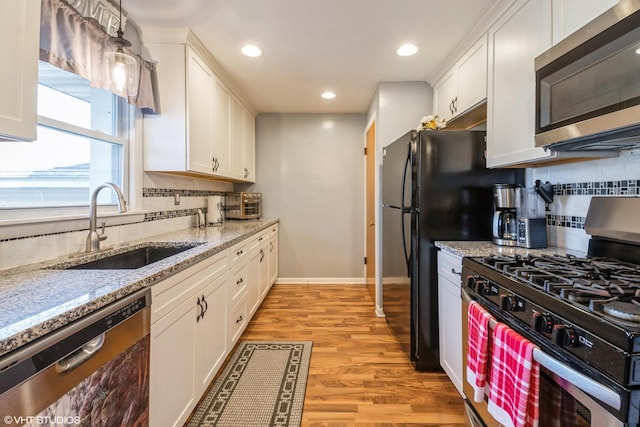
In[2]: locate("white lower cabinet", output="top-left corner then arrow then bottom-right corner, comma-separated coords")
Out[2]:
150,225 -> 279,426
150,250 -> 229,427
437,250 -> 464,397
268,224 -> 279,286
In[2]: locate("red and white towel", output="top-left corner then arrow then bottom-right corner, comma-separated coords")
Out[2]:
466,301 -> 494,402
487,322 -> 540,427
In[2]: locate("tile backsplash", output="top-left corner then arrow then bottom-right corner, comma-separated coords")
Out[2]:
532,150 -> 640,252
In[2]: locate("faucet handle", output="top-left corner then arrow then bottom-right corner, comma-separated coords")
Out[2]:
99,221 -> 108,242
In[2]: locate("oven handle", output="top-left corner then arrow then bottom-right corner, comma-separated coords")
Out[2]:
461,289 -> 621,411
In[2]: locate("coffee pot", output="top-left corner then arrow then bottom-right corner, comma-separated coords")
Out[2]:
492,184 -> 520,246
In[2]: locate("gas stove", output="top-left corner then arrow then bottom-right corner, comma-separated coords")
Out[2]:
463,253 -> 640,387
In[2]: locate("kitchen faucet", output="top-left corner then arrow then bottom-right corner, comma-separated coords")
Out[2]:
86,182 -> 127,252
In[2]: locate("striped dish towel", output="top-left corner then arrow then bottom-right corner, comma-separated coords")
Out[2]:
466,301 -> 494,402
487,322 -> 540,427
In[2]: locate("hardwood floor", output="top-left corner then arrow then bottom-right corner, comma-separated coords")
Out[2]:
239,284 -> 467,426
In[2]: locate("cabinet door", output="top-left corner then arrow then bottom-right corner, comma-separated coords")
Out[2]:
486,0 -> 553,167
230,96 -> 245,179
259,242 -> 270,299
0,0 -> 39,142
212,79 -> 232,177
150,298 -> 197,427
243,108 -> 256,182
195,273 -> 228,394
186,48 -> 215,175
552,0 -> 618,44
247,246 -> 262,316
268,231 -> 279,286
457,35 -> 488,115
433,69 -> 458,123
438,274 -> 463,396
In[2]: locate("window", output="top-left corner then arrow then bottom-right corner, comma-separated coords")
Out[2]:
0,61 -> 129,211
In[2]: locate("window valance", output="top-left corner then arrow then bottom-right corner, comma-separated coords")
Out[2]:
39,0 -> 159,114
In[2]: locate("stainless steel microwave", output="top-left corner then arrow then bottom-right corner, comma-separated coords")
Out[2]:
534,0 -> 640,152
225,192 -> 262,220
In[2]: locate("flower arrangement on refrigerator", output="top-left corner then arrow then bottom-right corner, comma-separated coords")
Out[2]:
417,115 -> 446,131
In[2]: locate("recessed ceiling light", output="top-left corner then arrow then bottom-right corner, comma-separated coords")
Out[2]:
397,44 -> 418,56
321,91 -> 336,99
241,44 -> 263,57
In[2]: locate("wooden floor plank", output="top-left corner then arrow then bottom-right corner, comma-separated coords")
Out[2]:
239,284 -> 466,426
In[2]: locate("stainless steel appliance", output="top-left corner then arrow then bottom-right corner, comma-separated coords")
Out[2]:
492,184 -> 520,247
0,289 -> 150,426
516,186 -> 548,249
534,0 -> 640,152
225,192 -> 262,220
381,129 -> 523,370
461,197 -> 640,426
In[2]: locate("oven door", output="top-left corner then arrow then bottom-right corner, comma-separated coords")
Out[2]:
461,289 -> 624,427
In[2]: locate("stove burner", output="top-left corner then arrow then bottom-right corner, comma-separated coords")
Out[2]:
602,300 -> 640,322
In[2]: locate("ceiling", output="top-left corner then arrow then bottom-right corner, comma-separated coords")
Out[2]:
124,0 -> 498,114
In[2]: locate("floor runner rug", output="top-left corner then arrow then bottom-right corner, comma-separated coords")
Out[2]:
187,341 -> 312,427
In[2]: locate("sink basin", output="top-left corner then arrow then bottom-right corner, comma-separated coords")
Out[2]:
64,244 -> 201,270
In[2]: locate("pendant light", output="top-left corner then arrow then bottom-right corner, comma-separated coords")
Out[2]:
104,0 -> 138,97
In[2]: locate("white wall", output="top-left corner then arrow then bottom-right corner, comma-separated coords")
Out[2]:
530,150 -> 640,252
248,113 -> 366,282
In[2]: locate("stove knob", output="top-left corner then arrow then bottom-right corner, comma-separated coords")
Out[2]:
477,280 -> 488,295
552,325 -> 578,347
466,276 -> 478,290
532,313 -> 554,333
500,295 -> 518,311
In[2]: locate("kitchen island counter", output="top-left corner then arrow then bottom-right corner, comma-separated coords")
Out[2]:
0,218 -> 278,358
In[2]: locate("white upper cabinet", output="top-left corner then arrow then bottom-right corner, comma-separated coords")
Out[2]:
433,35 -> 487,123
186,48 -> 216,175
230,97 -> 256,182
486,0 -> 553,167
143,31 -> 255,182
0,0 -> 39,142
552,0 -> 618,45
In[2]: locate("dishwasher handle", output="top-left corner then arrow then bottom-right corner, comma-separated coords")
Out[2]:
55,333 -> 105,373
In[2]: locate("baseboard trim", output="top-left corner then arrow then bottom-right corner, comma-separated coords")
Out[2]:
275,277 -> 365,285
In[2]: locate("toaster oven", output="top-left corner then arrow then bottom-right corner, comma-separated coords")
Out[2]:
225,192 -> 262,220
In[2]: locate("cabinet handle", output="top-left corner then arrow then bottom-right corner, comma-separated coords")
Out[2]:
196,297 -> 204,322
236,315 -> 244,324
237,277 -> 244,285
454,96 -> 458,113
451,268 -> 461,276
202,294 -> 208,315
270,241 -> 273,252
244,167 -> 249,178
259,249 -> 265,262
236,249 -> 244,256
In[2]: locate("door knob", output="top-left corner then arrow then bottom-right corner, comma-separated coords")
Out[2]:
369,221 -> 375,226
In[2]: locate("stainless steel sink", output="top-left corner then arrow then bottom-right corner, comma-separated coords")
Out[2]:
63,244 -> 202,270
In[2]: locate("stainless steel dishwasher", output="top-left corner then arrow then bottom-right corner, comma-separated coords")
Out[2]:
0,289 -> 151,426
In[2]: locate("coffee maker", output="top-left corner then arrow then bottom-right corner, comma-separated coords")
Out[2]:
492,184 -> 520,246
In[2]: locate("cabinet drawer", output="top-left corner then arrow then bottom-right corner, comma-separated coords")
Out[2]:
229,262 -> 248,305
228,298 -> 248,346
229,241 -> 249,268
248,230 -> 269,252
151,250 -> 229,323
437,250 -> 463,288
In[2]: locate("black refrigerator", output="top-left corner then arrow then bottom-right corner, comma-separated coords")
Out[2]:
381,129 -> 523,371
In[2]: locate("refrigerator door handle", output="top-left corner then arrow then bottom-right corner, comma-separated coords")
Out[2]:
400,143 -> 412,276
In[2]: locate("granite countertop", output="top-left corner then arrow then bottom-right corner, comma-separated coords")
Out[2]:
435,240 -> 586,259
0,218 -> 278,358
